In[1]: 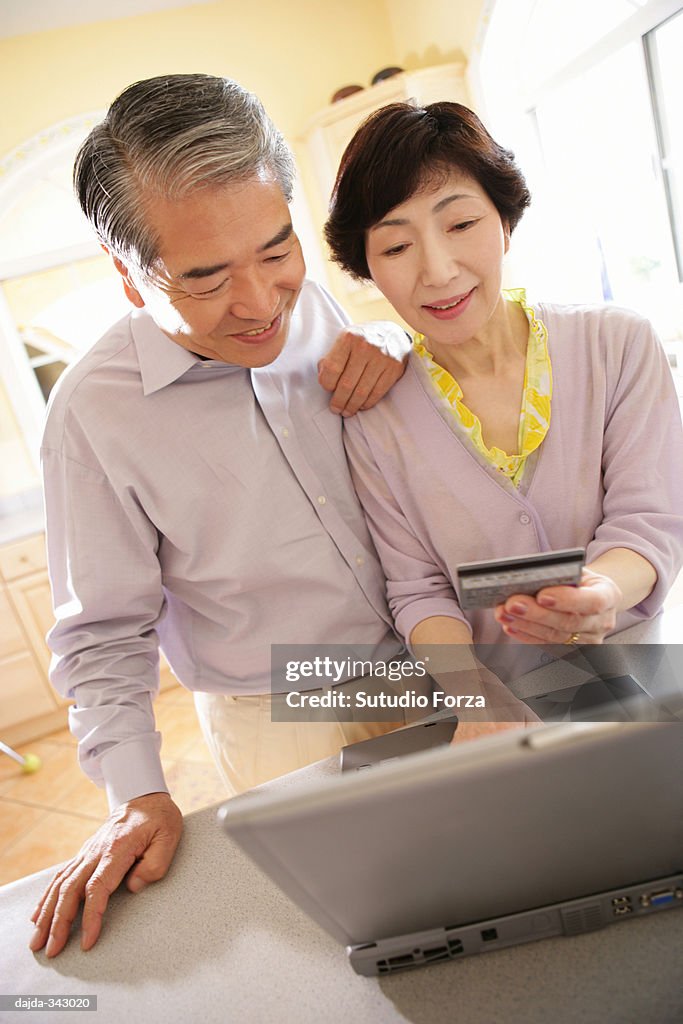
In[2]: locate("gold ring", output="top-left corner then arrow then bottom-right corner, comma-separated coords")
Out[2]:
565,632 -> 580,645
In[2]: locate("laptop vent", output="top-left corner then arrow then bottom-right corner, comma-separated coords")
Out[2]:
561,904 -> 605,935
376,938 -> 464,974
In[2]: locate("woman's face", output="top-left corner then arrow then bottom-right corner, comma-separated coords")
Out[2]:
365,168 -> 508,346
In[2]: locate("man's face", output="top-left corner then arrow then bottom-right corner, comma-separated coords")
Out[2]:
116,171 -> 306,366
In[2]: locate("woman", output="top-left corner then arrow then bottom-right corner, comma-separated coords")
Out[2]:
324,101 -> 683,696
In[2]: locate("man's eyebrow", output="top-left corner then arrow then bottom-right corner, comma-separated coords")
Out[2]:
371,194 -> 474,231
258,222 -> 293,252
177,223 -> 294,280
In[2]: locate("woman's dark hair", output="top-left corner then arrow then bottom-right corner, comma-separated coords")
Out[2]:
324,101 -> 531,280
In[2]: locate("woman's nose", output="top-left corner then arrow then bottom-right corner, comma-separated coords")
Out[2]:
420,241 -> 460,289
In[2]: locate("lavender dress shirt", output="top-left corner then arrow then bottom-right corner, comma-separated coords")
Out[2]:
41,281 -> 402,807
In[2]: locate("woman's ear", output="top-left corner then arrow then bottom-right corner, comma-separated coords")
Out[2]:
107,249 -> 145,308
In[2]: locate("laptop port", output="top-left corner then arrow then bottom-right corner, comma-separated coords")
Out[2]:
387,953 -> 416,967
611,896 -> 631,909
423,945 -> 448,958
481,928 -> 498,942
639,888 -> 682,909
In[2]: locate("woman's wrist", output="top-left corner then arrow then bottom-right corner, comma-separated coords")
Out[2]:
585,548 -> 656,613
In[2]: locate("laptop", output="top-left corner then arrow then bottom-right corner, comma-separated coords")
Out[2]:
219,721 -> 683,975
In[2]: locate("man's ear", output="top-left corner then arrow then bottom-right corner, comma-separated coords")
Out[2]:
503,221 -> 511,255
105,248 -> 145,308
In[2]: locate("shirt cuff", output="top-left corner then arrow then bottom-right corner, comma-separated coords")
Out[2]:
100,734 -> 169,811
394,598 -> 469,652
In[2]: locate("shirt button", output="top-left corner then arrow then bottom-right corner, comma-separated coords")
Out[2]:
519,513 -> 531,525
540,653 -> 553,665
356,555 -> 365,567
317,495 -> 327,505
282,427 -> 289,438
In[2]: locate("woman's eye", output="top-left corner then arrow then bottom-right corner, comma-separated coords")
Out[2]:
450,220 -> 477,232
383,243 -> 408,257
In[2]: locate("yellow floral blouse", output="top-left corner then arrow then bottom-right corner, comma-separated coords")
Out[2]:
413,288 -> 552,487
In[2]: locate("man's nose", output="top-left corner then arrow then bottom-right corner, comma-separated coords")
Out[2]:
230,270 -> 279,321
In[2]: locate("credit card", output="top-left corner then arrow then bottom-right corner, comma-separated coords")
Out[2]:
456,548 -> 585,609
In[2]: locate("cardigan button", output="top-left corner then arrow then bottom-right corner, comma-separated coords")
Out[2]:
519,513 -> 531,525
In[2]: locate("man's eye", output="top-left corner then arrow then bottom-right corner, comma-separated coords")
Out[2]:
194,281 -> 226,297
265,250 -> 290,264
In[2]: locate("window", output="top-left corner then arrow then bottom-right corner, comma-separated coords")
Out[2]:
476,0 -> 683,383
0,112 -> 124,472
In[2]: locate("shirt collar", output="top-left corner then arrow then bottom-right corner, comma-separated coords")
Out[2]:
130,307 -> 244,395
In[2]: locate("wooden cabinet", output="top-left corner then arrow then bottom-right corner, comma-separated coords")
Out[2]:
0,531 -> 179,747
0,533 -> 65,743
303,63 -> 469,217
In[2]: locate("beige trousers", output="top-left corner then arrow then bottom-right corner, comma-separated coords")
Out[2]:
194,690 -> 405,796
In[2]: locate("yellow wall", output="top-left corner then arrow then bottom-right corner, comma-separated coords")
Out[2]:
385,0 -> 484,70
0,1 -> 400,155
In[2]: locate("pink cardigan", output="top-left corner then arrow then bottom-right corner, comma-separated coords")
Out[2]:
344,302 -> 683,651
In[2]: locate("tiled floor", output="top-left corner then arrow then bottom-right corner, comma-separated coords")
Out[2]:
0,686 -> 228,887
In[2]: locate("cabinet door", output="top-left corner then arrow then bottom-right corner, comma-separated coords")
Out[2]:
0,650 -> 58,730
0,583 -> 58,731
7,572 -> 71,707
0,588 -> 27,660
0,533 -> 47,581
8,572 -> 54,673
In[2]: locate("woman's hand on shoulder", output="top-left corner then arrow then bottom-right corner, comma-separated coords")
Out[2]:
494,568 -> 622,645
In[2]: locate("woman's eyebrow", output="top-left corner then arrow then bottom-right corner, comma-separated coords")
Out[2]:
432,192 -> 474,213
371,194 -> 475,231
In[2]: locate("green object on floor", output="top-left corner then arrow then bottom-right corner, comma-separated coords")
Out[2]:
22,752 -> 42,773
0,741 -> 42,773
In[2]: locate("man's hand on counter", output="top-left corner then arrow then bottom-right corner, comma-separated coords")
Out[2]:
28,791 -> 183,958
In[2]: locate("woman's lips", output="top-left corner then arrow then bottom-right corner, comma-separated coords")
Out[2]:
422,288 -> 475,320
230,312 -> 283,344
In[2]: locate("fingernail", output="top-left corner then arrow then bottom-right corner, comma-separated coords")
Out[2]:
510,603 -> 526,615
538,595 -> 556,608
128,877 -> 147,894
29,927 -> 44,951
500,613 -> 515,623
45,936 -> 58,958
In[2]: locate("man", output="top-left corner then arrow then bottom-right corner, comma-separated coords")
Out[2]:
29,73 -> 410,958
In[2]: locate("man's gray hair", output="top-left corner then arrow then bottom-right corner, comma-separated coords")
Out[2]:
74,74 -> 295,273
